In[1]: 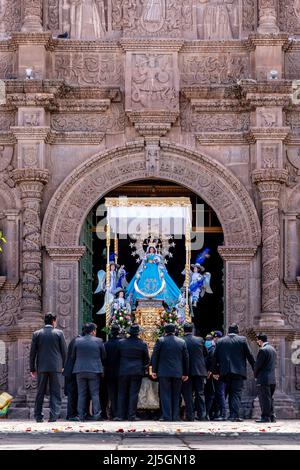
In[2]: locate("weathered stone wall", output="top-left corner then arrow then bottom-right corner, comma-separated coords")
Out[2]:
0,0 -> 299,418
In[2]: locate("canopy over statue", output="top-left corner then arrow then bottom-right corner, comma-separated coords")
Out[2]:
100,197 -> 193,325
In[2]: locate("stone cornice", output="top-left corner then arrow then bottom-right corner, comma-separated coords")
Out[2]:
248,32 -> 290,48
51,99 -> 111,113
239,79 -> 293,96
11,126 -> 50,140
181,40 -> 252,53
284,278 -> 300,290
46,132 -> 105,145
0,41 -> 17,52
120,38 -> 184,52
285,135 -> 300,145
46,246 -> 86,261
4,79 -> 66,95
249,127 -> 290,141
12,168 -> 50,185
47,38 -> 121,53
196,132 -> 253,145
190,99 -> 248,113
218,246 -> 258,261
252,168 -> 289,184
11,32 -> 52,46
245,325 -> 295,341
127,111 -> 179,137
282,38 -> 300,53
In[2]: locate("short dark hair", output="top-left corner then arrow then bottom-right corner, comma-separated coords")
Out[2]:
228,323 -> 239,334
83,322 -> 97,335
44,313 -> 57,325
183,322 -> 193,333
165,323 -> 176,334
257,333 -> 268,343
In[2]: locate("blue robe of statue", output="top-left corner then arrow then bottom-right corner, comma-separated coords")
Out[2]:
126,252 -> 180,308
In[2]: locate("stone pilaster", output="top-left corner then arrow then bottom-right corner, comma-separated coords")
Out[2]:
12,169 -> 49,323
46,247 -> 86,342
258,0 -> 279,34
252,169 -> 288,327
21,0 -> 43,33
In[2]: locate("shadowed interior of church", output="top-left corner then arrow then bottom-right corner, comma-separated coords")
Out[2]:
79,179 -> 224,340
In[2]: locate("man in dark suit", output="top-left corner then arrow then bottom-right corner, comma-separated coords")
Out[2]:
30,312 -> 67,423
104,323 -> 122,419
254,333 -> 277,423
181,322 -> 207,421
151,323 -> 189,421
115,324 -> 149,421
72,322 -> 106,421
212,323 -> 255,422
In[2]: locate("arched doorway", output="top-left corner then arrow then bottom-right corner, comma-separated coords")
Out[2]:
79,179 -> 224,339
42,141 -> 261,342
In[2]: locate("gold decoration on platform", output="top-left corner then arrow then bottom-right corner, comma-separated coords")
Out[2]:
105,197 -> 192,207
135,301 -> 163,354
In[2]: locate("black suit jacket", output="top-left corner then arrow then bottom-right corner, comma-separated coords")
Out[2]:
72,334 -> 106,374
212,333 -> 255,379
254,344 -> 276,385
63,335 -> 80,378
118,336 -> 150,376
183,334 -> 207,377
104,336 -> 122,379
30,326 -> 67,373
151,334 -> 189,378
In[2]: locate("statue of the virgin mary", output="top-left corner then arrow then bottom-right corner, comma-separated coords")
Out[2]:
126,244 -> 180,308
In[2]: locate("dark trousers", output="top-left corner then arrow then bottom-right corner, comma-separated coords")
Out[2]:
64,375 -> 78,419
182,376 -> 206,420
117,375 -> 143,420
159,377 -> 182,421
76,372 -> 101,420
107,377 -> 119,419
34,372 -> 62,420
257,384 -> 276,419
205,379 -> 226,418
224,374 -> 244,419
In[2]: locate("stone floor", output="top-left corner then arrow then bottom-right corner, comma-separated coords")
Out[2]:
0,420 -> 300,450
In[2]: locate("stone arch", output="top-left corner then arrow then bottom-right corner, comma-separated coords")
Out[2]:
42,141 -> 261,248
42,141 -> 261,338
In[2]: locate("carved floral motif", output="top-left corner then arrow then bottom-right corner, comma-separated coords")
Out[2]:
180,54 -> 250,86
54,53 -> 123,86
279,0 -> 300,33
283,289 -> 300,329
0,290 -> 21,327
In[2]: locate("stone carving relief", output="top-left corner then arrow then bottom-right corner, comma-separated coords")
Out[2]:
286,54 -> 300,81
54,265 -> 73,336
68,0 -> 107,39
283,289 -> 300,329
0,146 -> 14,189
197,0 -> 239,40
51,104 -> 125,133
0,53 -> 14,79
22,199 -> 42,312
131,54 -> 178,111
145,143 -> 160,176
261,144 -> 279,169
227,263 -> 249,326
286,112 -> 300,135
181,98 -> 250,132
21,145 -> 39,169
286,148 -> 300,188
0,113 -> 15,131
0,289 -> 21,327
112,0 -> 194,37
180,53 -> 250,86
257,108 -> 279,128
279,0 -> 300,34
54,53 -> 123,86
242,0 -> 256,33
23,341 -> 38,393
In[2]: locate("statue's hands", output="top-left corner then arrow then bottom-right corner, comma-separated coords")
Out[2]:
182,376 -> 189,382
151,372 -> 157,379
30,372 -> 37,378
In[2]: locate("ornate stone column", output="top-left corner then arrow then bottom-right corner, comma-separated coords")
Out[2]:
252,169 -> 288,327
12,169 -> 49,322
21,0 -> 43,32
258,0 -> 279,34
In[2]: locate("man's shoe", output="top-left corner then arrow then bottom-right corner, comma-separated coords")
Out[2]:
255,418 -> 271,423
36,418 -> 44,423
214,417 -> 227,421
113,417 -> 122,421
270,416 -> 276,423
229,417 -> 243,422
69,417 -> 80,422
129,417 -> 141,421
48,418 -> 57,423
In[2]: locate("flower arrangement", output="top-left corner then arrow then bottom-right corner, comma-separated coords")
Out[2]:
154,307 -> 184,339
110,304 -> 132,334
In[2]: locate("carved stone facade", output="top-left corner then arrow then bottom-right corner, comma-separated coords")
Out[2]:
0,1 -> 300,418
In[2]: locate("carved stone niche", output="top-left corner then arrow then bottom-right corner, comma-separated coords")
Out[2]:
44,0 -> 108,39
